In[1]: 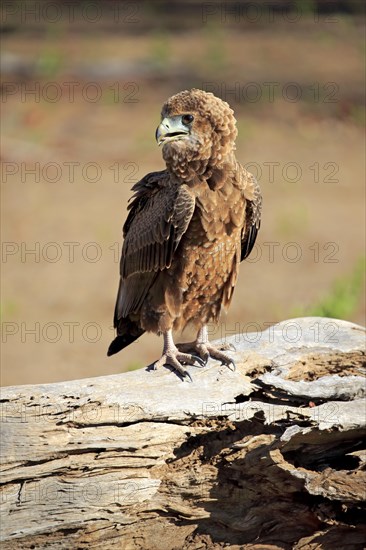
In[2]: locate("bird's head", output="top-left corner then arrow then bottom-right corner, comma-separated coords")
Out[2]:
155,89 -> 237,179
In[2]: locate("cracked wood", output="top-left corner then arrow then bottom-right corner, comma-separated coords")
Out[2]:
1,318 -> 365,549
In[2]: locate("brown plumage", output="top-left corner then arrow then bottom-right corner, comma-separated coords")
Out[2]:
108,89 -> 262,380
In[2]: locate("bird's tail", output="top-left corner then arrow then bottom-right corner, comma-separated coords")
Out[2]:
107,318 -> 145,356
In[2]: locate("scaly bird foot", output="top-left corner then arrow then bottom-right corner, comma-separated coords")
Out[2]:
177,341 -> 236,371
153,349 -> 205,382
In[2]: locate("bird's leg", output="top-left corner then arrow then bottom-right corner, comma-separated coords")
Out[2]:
153,329 -> 205,381
177,325 -> 236,371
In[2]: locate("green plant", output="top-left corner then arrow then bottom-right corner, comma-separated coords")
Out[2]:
149,29 -> 171,69
306,257 -> 365,320
204,21 -> 227,72
126,362 -> 144,372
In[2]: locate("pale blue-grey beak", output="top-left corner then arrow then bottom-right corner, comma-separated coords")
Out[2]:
155,116 -> 190,146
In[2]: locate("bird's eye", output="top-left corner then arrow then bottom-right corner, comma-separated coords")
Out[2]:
182,114 -> 194,125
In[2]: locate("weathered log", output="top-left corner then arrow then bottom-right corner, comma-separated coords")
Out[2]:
1,317 -> 365,549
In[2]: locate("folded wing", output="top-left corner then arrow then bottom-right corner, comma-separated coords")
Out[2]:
240,167 -> 262,261
113,171 -> 195,326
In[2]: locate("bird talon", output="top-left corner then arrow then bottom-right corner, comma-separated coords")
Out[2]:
219,358 -> 236,371
183,370 -> 193,383
218,341 -> 236,352
227,360 -> 237,372
191,354 -> 206,367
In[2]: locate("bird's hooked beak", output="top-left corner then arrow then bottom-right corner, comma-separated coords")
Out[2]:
155,115 -> 191,146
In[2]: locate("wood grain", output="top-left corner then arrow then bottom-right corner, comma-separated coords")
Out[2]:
1,318 -> 365,549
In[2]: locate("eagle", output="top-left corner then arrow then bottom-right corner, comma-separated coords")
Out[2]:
108,89 -> 262,380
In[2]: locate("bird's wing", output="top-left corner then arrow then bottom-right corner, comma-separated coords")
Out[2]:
240,166 -> 262,261
114,171 -> 195,323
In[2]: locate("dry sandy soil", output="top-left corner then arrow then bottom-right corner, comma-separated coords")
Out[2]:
1,13 -> 365,385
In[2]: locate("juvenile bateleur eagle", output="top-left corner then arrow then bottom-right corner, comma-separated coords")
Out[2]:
108,89 -> 262,380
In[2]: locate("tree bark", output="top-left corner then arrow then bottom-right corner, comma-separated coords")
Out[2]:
1,317 -> 365,549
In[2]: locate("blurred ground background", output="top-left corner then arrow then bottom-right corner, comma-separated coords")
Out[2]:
1,0 -> 365,386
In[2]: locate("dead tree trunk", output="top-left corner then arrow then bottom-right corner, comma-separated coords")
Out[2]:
1,317 -> 365,549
